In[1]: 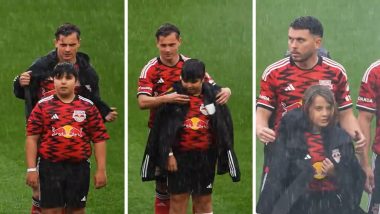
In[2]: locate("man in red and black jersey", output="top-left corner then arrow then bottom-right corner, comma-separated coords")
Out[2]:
25,63 -> 109,214
356,60 -> 380,212
14,23 -> 117,214
137,23 -> 232,214
256,16 -> 365,189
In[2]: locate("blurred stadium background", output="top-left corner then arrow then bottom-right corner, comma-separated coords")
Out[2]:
256,0 -> 380,211
128,0 -> 252,213
2,0 -> 124,212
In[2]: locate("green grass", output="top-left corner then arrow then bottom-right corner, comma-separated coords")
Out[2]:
2,0 -> 124,213
128,0 -> 252,213
256,0 -> 380,211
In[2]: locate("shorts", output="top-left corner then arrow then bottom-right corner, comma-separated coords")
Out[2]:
168,149 -> 217,195
369,154 -> 380,214
38,158 -> 90,208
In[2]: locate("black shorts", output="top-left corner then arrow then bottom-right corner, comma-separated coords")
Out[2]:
369,154 -> 380,213
168,149 -> 217,195
38,158 -> 90,208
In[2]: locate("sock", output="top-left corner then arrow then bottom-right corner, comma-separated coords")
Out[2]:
155,190 -> 170,214
31,197 -> 41,214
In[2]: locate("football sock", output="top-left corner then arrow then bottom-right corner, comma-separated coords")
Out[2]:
31,197 -> 41,214
155,190 -> 170,214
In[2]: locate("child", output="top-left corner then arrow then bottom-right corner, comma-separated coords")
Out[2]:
25,62 -> 109,214
257,85 -> 365,214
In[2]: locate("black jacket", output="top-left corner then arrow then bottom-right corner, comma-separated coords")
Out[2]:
140,82 -> 240,182
256,108 -> 365,214
13,50 -> 111,119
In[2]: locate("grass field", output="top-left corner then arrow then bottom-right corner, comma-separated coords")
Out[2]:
256,0 -> 380,211
1,1 -> 124,213
128,0 -> 252,213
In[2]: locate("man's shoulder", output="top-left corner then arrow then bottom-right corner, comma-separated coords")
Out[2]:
320,56 -> 347,74
139,57 -> 160,77
261,57 -> 291,81
77,52 -> 90,62
361,59 -> 380,82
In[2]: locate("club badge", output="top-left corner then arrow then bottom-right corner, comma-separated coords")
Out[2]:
332,149 -> 341,163
73,110 -> 86,122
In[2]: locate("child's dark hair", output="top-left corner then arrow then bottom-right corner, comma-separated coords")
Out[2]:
181,59 -> 205,83
52,62 -> 78,80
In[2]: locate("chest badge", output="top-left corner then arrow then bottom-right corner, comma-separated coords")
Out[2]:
73,110 -> 86,122
332,149 -> 341,163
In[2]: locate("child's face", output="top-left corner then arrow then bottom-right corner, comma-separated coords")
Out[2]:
181,78 -> 203,96
54,73 -> 77,97
308,95 -> 333,131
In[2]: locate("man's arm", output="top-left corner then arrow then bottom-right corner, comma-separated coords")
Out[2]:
25,135 -> 39,189
256,107 -> 276,144
93,141 -> 107,189
137,94 -> 190,110
338,108 -> 366,147
358,110 -> 375,193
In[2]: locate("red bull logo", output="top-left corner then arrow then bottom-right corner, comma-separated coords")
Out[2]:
52,125 -> 83,138
183,117 -> 209,130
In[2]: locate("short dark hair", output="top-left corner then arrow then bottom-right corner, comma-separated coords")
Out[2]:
155,23 -> 180,40
290,16 -> 323,37
52,62 -> 78,80
181,59 -> 205,83
302,85 -> 338,128
55,23 -> 81,40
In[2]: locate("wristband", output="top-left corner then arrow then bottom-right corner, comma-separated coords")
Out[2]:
168,152 -> 174,156
27,168 -> 37,173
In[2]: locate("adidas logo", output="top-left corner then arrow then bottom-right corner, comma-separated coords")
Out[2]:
157,78 -> 164,84
206,183 -> 212,189
284,84 -> 295,91
51,114 -> 59,120
304,154 -> 311,160
81,196 -> 86,202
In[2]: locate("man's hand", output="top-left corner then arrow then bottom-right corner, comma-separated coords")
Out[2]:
362,165 -> 375,193
353,130 -> 366,150
94,169 -> 107,189
256,126 -> 276,144
105,107 -> 118,122
164,93 -> 190,104
19,71 -> 32,87
322,158 -> 335,177
216,87 -> 231,105
26,171 -> 39,189
167,155 -> 178,172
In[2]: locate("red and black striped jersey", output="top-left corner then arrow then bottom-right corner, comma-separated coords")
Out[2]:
177,95 -> 212,151
305,132 -> 337,192
27,95 -> 109,162
257,56 -> 352,131
137,54 -> 215,128
357,60 -> 380,155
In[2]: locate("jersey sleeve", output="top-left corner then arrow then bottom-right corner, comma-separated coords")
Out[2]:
357,66 -> 378,113
257,70 -> 276,111
87,105 -> 110,143
204,71 -> 216,85
137,58 -> 157,97
335,71 -> 353,111
26,104 -> 44,136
